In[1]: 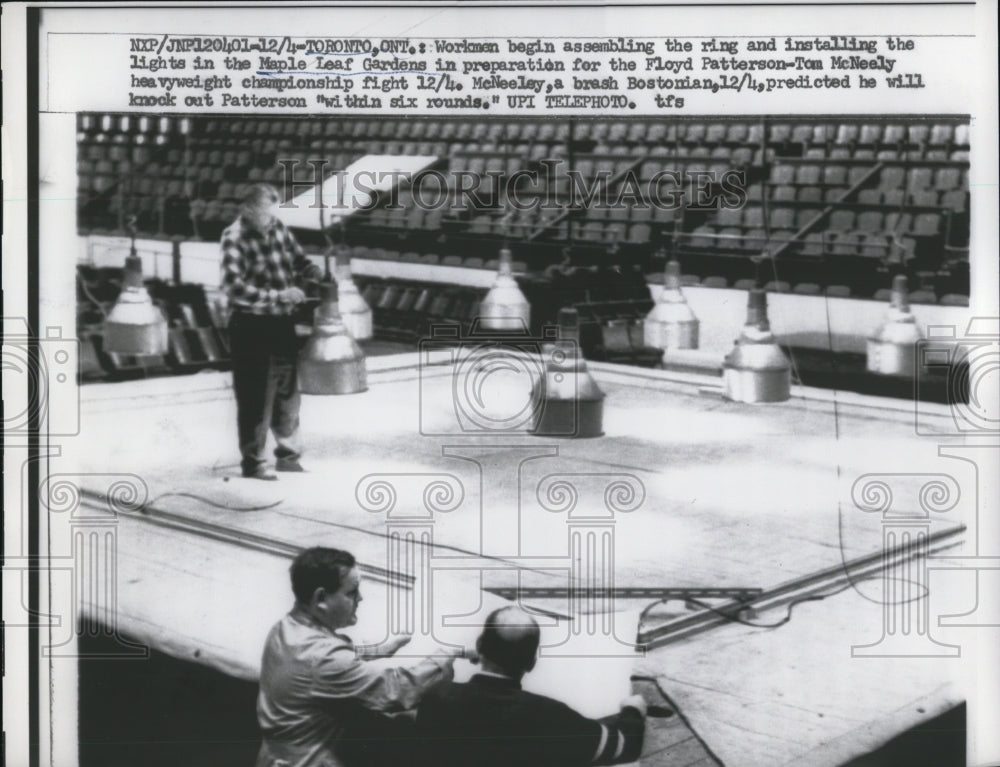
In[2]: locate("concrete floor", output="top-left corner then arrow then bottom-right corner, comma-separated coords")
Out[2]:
64,354 -> 974,766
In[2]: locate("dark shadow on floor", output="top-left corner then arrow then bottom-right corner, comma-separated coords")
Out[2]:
840,703 -> 965,767
78,631 -> 260,767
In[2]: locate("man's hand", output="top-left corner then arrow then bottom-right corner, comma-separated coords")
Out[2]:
619,693 -> 648,718
280,287 -> 307,304
380,634 -> 412,656
433,645 -> 479,662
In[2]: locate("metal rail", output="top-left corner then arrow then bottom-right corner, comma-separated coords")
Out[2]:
637,523 -> 966,649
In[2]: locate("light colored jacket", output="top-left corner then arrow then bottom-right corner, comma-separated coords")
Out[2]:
255,606 -> 453,767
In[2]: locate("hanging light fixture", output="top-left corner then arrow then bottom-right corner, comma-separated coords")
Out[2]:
299,280 -> 368,395
328,216 -> 372,340
644,256 -> 699,351
722,287 -> 791,403
867,275 -> 923,376
722,117 -> 791,403
479,210 -> 530,333
103,218 -> 169,355
530,307 -> 605,438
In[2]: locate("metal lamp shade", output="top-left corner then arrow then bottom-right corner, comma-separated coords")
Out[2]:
867,276 -> 923,377
479,248 -> 530,333
103,255 -> 169,355
299,283 -> 367,395
723,289 -> 791,403
530,308 -> 605,438
335,260 -> 373,341
645,260 -> 699,351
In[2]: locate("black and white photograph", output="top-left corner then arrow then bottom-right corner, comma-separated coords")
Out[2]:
2,4 -> 998,767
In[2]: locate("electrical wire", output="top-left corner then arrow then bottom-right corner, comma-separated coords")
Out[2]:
629,673 -> 727,766
143,491 -> 283,513
76,271 -> 111,319
637,571 -> 917,639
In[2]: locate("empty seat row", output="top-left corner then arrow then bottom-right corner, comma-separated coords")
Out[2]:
789,146 -> 969,162
715,206 -> 942,235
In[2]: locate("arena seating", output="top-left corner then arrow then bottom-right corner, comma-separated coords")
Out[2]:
78,114 -> 970,301
76,115 -> 971,379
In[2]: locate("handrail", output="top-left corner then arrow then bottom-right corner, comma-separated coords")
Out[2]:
770,163 -> 884,261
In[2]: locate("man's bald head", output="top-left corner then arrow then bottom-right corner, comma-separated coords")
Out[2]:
477,607 -> 540,679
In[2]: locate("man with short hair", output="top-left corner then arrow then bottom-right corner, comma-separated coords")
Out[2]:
256,547 -> 463,767
417,606 -> 647,767
220,183 -> 322,480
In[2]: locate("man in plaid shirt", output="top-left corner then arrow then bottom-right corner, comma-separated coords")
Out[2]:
221,184 -> 323,480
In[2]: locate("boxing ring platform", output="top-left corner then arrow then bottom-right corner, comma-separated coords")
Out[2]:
64,352 -> 973,767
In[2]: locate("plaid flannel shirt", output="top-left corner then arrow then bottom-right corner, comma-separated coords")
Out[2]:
220,215 -> 323,316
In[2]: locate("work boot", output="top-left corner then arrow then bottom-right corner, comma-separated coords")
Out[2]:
276,457 -> 306,473
242,467 -> 278,481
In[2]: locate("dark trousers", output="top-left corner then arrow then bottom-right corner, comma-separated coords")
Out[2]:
229,313 -> 302,474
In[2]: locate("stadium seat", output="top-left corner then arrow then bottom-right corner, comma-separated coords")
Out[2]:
769,124 -> 792,143
726,124 -> 749,143
823,166 -> 848,186
831,232 -> 860,255
857,189 -> 882,206
848,166 -> 873,186
857,211 -> 885,231
906,167 -> 933,191
908,125 -> 930,145
940,190 -> 967,212
791,125 -> 813,144
690,225 -> 716,248
743,229 -> 767,252
799,232 -> 825,256
879,167 -> 906,188
797,186 -> 823,203
911,190 -> 939,207
718,227 -> 743,250
829,210 -> 856,230
628,223 -> 651,243
882,125 -> 906,144
909,290 -> 937,304
883,188 -> 906,208
773,185 -> 796,202
913,213 -> 942,236
716,208 -> 743,227
884,212 -> 913,232
769,165 -> 795,185
743,206 -> 765,227
934,167 -> 962,191
770,208 -> 795,229
939,294 -> 969,306
835,125 -> 859,145
796,209 -> 817,229
796,165 -> 822,185
859,234 -> 891,259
